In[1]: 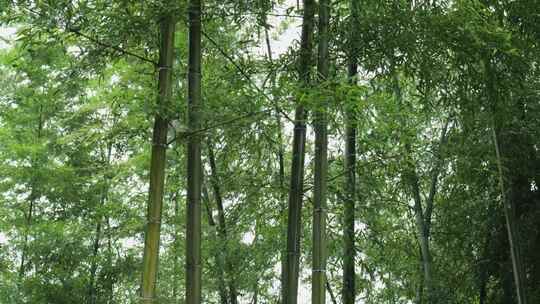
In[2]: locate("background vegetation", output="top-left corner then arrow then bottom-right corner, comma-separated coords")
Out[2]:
0,0 -> 539,303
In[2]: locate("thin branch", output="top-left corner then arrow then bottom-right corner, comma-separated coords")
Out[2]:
68,28 -> 157,66
303,170 -> 348,194
424,118 -> 451,235
267,13 -> 303,19
168,109 -> 272,145
202,30 -> 292,122
326,281 -> 338,304
20,5 -> 157,66
201,8 -> 303,20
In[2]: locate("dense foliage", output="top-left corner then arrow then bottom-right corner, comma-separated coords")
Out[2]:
0,0 -> 538,303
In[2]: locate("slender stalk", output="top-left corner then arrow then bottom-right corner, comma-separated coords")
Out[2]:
409,170 -> 433,303
185,0 -> 203,301
106,218 -> 114,303
343,0 -> 360,302
282,0 -> 315,303
202,179 -> 228,304
484,53 -> 528,304
140,15 -> 176,304
88,222 -> 102,304
283,72 -> 307,304
252,218 -> 260,304
326,281 -> 338,304
172,190 -> 181,302
207,141 -> 238,304
262,12 -> 287,300
408,122 -> 448,303
312,0 -> 329,302
88,143 -> 113,304
492,127 -> 528,304
19,190 -> 36,279
19,105 -> 43,280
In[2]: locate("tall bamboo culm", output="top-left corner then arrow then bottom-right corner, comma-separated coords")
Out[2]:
312,0 -> 329,302
282,0 -> 316,303
185,0 -> 203,302
140,14 -> 176,304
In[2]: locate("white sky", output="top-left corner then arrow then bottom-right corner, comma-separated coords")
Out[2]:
0,27 -> 16,49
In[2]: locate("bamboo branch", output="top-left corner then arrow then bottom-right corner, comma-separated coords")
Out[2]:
326,281 -> 338,304
202,30 -> 292,122
424,118 -> 451,235
20,6 -> 157,66
68,28 -> 157,66
168,109 -> 272,145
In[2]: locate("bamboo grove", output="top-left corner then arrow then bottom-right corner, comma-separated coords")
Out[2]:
0,0 -> 539,304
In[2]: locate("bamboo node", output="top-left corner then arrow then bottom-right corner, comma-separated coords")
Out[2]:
185,262 -> 203,268
147,217 -> 161,224
152,142 -> 168,148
